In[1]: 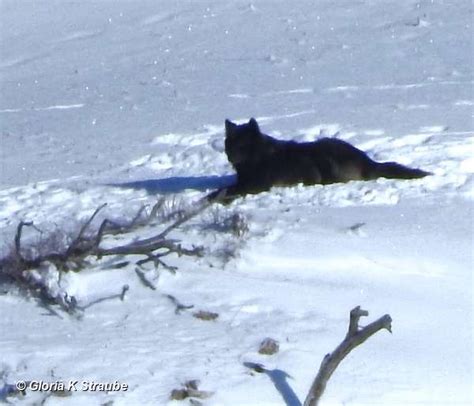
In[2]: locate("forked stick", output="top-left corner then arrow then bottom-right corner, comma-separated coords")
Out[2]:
303,306 -> 392,406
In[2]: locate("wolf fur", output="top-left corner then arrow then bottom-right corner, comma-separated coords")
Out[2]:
209,118 -> 430,201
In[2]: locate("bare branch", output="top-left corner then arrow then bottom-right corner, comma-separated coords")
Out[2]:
66,203 -> 107,256
303,306 -> 392,406
14,221 -> 34,264
96,237 -> 200,257
96,200 -> 162,239
135,268 -> 157,290
165,294 -> 194,314
129,205 -> 148,226
204,187 -> 235,205
78,285 -> 129,311
136,254 -> 178,272
1,195 -> 212,315
157,196 -> 214,239
148,198 -> 166,222
347,305 -> 369,337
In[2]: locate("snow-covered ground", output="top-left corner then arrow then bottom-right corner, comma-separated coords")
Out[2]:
0,1 -> 472,405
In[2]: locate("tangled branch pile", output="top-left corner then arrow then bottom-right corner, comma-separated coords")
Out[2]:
0,197 -> 213,314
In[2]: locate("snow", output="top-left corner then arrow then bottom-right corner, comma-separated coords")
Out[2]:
0,0 -> 472,405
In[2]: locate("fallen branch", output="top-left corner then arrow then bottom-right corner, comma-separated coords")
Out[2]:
0,196 -> 212,314
135,268 -> 157,290
303,306 -> 392,406
66,203 -> 107,257
165,294 -> 194,314
14,221 -> 34,264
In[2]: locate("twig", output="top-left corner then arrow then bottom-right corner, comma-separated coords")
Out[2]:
130,205 -> 148,227
148,198 -> 166,222
66,203 -> 107,256
157,195 -> 214,239
303,306 -> 392,406
14,221 -> 40,265
78,285 -> 129,311
97,230 -> 204,260
136,254 -> 178,273
165,294 -> 194,314
135,268 -> 157,290
204,187 -> 235,205
95,199 -> 163,239
14,221 -> 31,262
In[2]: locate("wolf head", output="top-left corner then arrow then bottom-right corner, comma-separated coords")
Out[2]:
224,118 -> 266,168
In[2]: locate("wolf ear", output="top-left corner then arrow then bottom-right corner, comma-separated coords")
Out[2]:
248,118 -> 260,133
225,119 -> 237,134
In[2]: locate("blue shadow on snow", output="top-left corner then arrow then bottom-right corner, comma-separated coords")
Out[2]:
243,362 -> 302,406
110,174 -> 236,194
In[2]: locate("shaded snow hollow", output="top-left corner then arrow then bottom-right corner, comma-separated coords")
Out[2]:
0,1 -> 472,405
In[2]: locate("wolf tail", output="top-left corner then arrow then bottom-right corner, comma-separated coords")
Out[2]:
372,162 -> 432,180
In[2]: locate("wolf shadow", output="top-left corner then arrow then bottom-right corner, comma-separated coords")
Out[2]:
112,174 -> 235,194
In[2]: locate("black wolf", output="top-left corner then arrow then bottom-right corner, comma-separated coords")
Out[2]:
210,118 -> 430,201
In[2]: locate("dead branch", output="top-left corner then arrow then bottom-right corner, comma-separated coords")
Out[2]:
78,285 -> 129,311
148,197 -> 166,221
9,198 -> 206,271
303,306 -> 392,406
165,294 -> 194,314
136,253 -> 179,272
135,268 -> 157,290
95,197 -> 209,261
65,203 -> 107,257
205,187 -> 240,206
14,221 -> 33,263
0,196 -> 212,314
96,198 -> 165,239
157,194 -> 214,239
